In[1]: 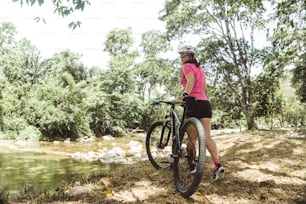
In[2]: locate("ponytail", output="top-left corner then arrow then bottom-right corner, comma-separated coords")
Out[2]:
184,57 -> 200,67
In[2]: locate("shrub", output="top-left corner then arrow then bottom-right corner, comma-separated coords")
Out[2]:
18,126 -> 42,141
2,117 -> 28,139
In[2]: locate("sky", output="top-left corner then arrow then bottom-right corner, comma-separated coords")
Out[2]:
0,0 -> 269,70
0,0 -> 167,68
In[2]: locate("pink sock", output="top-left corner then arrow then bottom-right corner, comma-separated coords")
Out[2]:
213,159 -> 220,170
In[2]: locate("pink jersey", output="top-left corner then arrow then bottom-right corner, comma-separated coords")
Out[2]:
180,63 -> 208,100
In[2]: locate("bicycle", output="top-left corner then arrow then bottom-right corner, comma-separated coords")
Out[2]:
145,96 -> 206,198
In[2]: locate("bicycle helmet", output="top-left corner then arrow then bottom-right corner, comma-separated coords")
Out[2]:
178,45 -> 196,56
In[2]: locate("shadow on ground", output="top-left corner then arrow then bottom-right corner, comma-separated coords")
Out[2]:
7,129 -> 306,204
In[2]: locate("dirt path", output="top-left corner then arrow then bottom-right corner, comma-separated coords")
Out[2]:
10,129 -> 306,204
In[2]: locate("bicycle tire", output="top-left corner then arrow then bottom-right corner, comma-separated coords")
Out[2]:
146,121 -> 173,169
173,117 -> 206,198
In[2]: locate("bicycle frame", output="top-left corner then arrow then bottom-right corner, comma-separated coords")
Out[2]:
156,101 -> 188,159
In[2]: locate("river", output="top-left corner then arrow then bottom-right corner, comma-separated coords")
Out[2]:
0,134 -> 146,199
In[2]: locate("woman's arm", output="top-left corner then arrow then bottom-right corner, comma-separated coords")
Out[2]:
203,77 -> 206,92
184,72 -> 195,94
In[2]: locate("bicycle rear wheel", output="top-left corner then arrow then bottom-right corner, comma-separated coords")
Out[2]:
173,117 -> 206,198
146,121 -> 173,169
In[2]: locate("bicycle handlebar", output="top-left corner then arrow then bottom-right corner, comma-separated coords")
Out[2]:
150,96 -> 196,106
150,98 -> 181,106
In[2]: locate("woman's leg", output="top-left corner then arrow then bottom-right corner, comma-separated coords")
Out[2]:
185,117 -> 219,162
201,117 -> 225,180
200,118 -> 219,161
185,118 -> 197,159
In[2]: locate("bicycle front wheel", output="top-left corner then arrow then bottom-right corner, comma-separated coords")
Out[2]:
146,121 -> 173,169
173,117 -> 206,198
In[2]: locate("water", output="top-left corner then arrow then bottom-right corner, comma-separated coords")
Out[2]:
0,151 -> 108,198
0,136 -> 142,199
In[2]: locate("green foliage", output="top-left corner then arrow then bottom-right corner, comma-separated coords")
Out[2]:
1,3 -> 305,141
271,0 -> 306,102
0,78 -> 4,131
12,0 -> 91,29
0,34 -> 93,140
2,39 -> 42,85
140,30 -> 171,58
0,22 -> 17,51
28,75 -> 92,140
104,28 -> 134,56
102,28 -> 139,96
160,0 -> 267,129
208,84 -> 242,129
85,87 -> 147,136
102,53 -> 138,94
291,53 -> 306,103
278,71 -> 306,126
135,58 -> 175,100
136,30 -> 175,101
160,0 -> 265,39
0,23 -> 161,140
253,74 -> 282,117
1,76 -> 92,140
18,125 -> 42,141
1,83 -> 29,139
43,50 -> 90,83
2,117 -> 28,139
159,0 -> 304,129
252,47 -> 283,128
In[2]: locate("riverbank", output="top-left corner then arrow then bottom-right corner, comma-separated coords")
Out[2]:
3,128 -> 305,204
0,133 -> 148,163
0,129 -> 242,163
0,134 -> 148,202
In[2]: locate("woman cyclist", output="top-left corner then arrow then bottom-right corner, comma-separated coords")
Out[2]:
178,45 -> 225,181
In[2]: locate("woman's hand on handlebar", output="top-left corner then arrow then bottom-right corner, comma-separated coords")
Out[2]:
179,92 -> 189,101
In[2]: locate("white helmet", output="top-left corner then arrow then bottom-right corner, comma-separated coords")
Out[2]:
178,45 -> 196,56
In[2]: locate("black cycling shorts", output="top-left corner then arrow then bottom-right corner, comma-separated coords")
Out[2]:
185,100 -> 212,118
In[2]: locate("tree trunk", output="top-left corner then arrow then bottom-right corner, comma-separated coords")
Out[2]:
246,115 -> 257,130
243,107 -> 258,130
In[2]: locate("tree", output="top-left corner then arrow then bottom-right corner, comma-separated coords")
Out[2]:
160,0 -> 266,129
0,80 -> 4,132
42,50 -> 89,83
102,28 -> 138,94
292,60 -> 306,103
136,30 -> 174,100
0,22 -> 46,85
271,0 -> 306,103
208,83 -> 243,129
252,46 -> 284,129
104,27 -> 134,57
2,38 -> 43,85
20,73 -> 92,140
0,22 -> 17,52
12,0 -> 90,29
0,22 -> 94,139
277,70 -> 306,126
85,28 -> 147,136
140,30 -> 170,58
